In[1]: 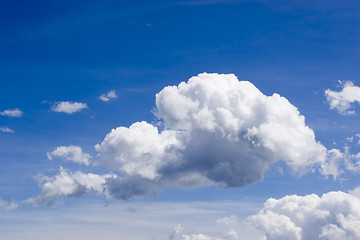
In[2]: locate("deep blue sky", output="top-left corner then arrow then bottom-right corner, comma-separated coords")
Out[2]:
0,1 -> 359,238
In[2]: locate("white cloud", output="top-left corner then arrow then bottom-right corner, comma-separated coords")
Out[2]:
248,191 -> 360,240
95,73 -> 330,199
356,134 -> 360,145
30,167 -> 116,206
0,126 -> 14,133
47,145 -> 92,166
162,214 -> 257,240
99,90 -> 118,102
51,101 -> 88,114
325,81 -> 360,115
0,197 -> 18,211
349,186 -> 360,199
0,108 -> 23,117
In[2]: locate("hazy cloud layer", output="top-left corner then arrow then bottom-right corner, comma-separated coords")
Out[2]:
325,81 -> 360,115
99,90 -> 118,102
51,101 -> 88,114
249,191 -> 360,240
0,126 -> 14,133
0,108 -> 23,117
47,145 -> 92,166
95,73 -> 329,199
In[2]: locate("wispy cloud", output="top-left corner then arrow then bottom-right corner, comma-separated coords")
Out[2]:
0,197 -> 18,211
0,126 -> 14,133
325,81 -> 360,115
0,108 -> 23,117
99,90 -> 118,102
51,101 -> 88,114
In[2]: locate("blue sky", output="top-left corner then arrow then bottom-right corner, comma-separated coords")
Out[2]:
1,1 -> 360,239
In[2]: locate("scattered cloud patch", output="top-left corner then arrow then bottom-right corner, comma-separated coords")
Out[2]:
51,101 -> 87,114
99,90 -> 117,102
0,126 -> 14,133
249,191 -> 360,240
94,73 -> 330,200
0,108 -> 23,117
0,197 -> 18,211
47,145 -> 92,166
30,167 -> 116,206
162,214 -> 257,240
325,81 -> 360,115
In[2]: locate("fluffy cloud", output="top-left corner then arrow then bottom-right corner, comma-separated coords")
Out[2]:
325,81 -> 360,115
47,145 -> 92,166
95,73 -> 329,199
99,90 -> 118,102
30,167 -> 116,206
0,108 -> 23,117
321,147 -> 360,178
51,101 -> 88,114
248,191 -> 360,240
0,126 -> 14,133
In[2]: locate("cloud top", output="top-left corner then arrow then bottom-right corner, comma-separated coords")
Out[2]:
0,108 -> 23,117
249,191 -> 360,240
325,81 -> 360,115
51,101 -> 87,114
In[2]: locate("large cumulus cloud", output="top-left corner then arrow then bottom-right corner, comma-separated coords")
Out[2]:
249,191 -> 360,240
94,73 -> 328,199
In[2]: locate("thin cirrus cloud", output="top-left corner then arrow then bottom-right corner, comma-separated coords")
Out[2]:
0,126 -> 14,133
99,90 -> 118,102
51,101 -> 88,114
30,73 -> 353,205
0,108 -> 23,117
248,190 -> 360,240
325,81 -> 360,115
47,145 -> 92,166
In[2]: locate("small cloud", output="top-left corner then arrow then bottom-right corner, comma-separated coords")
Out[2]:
30,167 -> 117,206
0,108 -> 23,117
99,90 -> 118,102
47,145 -> 92,166
325,81 -> 360,115
0,197 -> 18,211
356,134 -> 360,145
51,101 -> 87,114
0,127 -> 14,133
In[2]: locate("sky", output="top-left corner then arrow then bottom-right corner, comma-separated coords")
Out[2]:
1,0 -> 360,239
